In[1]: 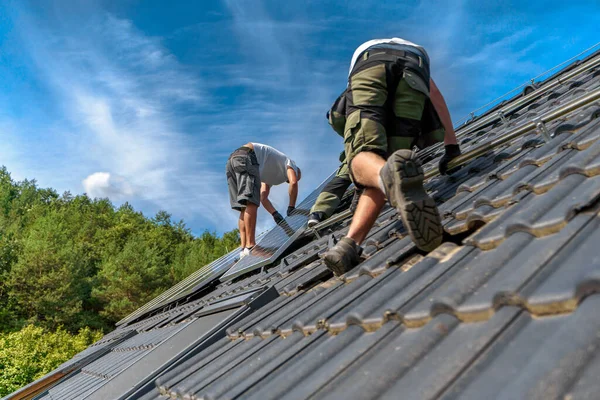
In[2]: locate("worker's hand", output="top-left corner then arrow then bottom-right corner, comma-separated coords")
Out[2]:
287,206 -> 295,216
438,144 -> 461,175
272,211 -> 285,225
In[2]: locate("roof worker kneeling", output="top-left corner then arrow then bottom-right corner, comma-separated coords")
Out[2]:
322,37 -> 461,276
226,142 -> 301,260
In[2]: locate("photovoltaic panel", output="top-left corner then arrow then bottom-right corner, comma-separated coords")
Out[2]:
116,228 -> 272,327
221,171 -> 336,281
116,247 -> 241,326
117,169 -> 336,326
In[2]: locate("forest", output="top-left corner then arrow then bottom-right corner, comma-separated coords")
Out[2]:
0,167 -> 239,395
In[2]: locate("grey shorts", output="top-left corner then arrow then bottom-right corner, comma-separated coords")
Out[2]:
226,148 -> 261,211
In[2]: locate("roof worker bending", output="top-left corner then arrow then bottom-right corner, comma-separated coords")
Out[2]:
226,142 -> 301,259
322,37 -> 461,276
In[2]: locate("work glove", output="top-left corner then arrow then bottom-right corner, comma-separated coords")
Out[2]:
272,211 -> 285,225
438,144 -> 461,175
287,206 -> 295,216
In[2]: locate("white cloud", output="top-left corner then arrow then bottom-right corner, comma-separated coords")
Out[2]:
4,0 -> 575,235
8,9 -> 239,230
83,172 -> 134,199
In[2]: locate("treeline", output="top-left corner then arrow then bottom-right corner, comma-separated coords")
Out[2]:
0,325 -> 103,395
0,166 -> 239,334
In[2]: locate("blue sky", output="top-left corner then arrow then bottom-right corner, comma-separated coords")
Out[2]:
0,0 -> 598,235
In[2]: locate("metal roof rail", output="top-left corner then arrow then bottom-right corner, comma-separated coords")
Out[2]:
426,86 -> 600,179
455,46 -> 600,137
308,86 -> 600,237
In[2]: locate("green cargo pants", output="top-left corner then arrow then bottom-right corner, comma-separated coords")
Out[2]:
344,49 -> 443,169
310,161 -> 352,218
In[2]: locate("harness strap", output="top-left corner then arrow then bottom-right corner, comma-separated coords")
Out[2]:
351,49 -> 430,84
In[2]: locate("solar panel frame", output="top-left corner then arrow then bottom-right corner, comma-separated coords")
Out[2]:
117,171 -> 336,326
115,247 -> 240,326
116,228 -> 274,327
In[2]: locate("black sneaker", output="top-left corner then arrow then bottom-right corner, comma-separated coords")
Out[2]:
322,237 -> 363,276
380,149 -> 443,252
307,212 -> 325,228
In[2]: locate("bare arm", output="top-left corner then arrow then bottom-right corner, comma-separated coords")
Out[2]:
430,79 -> 458,145
287,167 -> 299,207
260,183 -> 276,214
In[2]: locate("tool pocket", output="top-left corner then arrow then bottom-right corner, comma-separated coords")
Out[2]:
344,110 -> 361,139
344,110 -> 362,156
328,89 -> 347,137
350,64 -> 387,106
242,174 -> 256,197
403,69 -> 430,97
232,155 -> 249,174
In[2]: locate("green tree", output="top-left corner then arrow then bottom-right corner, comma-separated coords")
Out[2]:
93,234 -> 176,321
0,325 -> 102,396
0,165 -> 240,331
0,165 -> 244,393
7,208 -> 103,331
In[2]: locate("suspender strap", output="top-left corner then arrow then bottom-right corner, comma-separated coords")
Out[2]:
351,48 -> 430,84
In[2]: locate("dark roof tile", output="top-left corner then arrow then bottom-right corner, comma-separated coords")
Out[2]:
12,48 -> 600,400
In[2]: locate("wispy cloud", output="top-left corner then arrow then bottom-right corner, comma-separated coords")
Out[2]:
7,9 -> 238,230
1,0 -> 597,235
4,1 -> 347,234
216,0 -> 345,232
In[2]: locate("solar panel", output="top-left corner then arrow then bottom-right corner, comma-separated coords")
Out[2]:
221,171 -> 336,281
117,172 -> 336,326
117,228 -> 273,327
116,247 -> 240,326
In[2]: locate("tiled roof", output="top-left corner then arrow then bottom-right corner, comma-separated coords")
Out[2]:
7,50 -> 600,400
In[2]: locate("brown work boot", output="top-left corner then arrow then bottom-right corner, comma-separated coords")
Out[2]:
322,237 -> 363,276
380,149 -> 443,252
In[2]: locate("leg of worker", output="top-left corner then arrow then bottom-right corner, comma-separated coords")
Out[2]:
380,73 -> 442,251
347,187 -> 386,243
348,151 -> 385,189
323,61 -> 390,275
345,151 -> 386,243
342,61 -> 390,246
228,147 -> 261,255
244,203 -> 258,247
311,176 -> 350,217
238,209 -> 246,249
309,165 -> 352,227
226,156 -> 247,253
240,149 -> 261,249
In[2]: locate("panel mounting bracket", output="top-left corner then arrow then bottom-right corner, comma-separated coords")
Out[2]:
533,117 -> 552,142
498,110 -> 509,125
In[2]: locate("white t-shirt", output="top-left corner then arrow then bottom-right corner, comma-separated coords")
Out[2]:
251,143 -> 299,186
348,38 -> 429,75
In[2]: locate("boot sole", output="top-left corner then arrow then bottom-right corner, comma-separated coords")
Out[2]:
383,150 -> 443,252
